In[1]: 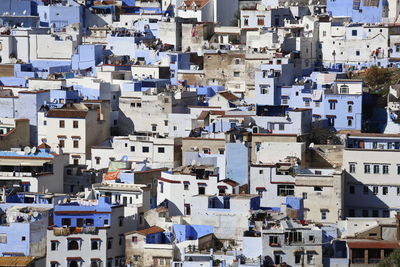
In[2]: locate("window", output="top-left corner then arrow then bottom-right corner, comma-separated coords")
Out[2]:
73,121 -> 78,128
132,236 -> 138,244
279,124 -> 284,131
160,182 -> 164,193
43,120 -> 47,126
348,119 -> 353,127
62,218 -> 71,226
348,105 -> 353,112
158,147 -> 165,153
51,241 -> 58,251
142,146 -> 149,153
373,186 -> 378,195
277,185 -> 294,196
356,50 -> 360,56
282,98 -> 288,105
73,140 -> 79,148
59,140 -> 65,148
234,58 -> 240,65
257,17 -> 264,26
59,120 -> 65,128
269,236 -> 279,245
314,186 -> 323,191
329,102 -> 336,110
104,219 -> 109,225
364,164 -> 371,174
340,85 -> 349,94
130,146 -> 135,152
107,238 -> 112,249
349,163 -> 356,173
95,157 -> 100,165
91,240 -> 99,250
233,72 -> 240,77
67,240 -> 79,250
218,148 -> 225,155
363,186 -> 369,195
305,100 -> 310,107
198,186 -> 206,195
323,30 -> 326,37
352,30 -> 357,36
362,210 -> 368,217
321,210 -> 328,220
373,165 -> 380,174
184,184 -> 189,190
260,85 -> 269,94
0,234 -> 6,244
383,187 -> 388,195
307,254 -> 315,265
328,117 -> 335,127
302,192 -> 307,199
315,101 -> 320,107
152,125 -> 157,131
349,186 -> 355,194
383,165 -> 389,174
244,17 -> 249,26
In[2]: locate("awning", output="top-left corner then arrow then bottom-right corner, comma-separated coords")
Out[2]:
326,115 -> 336,118
347,116 -> 354,119
347,101 -> 354,104
256,187 -> 266,191
183,181 -> 190,184
217,185 -> 227,189
328,99 -> 337,102
197,183 -> 207,186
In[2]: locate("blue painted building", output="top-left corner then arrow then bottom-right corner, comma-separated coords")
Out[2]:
53,197 -> 113,228
71,44 -> 104,76
225,142 -> 249,185
37,4 -> 82,30
0,205 -> 52,257
327,0 -> 388,23
172,224 -> 214,243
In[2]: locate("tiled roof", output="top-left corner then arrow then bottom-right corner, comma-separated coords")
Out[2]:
347,241 -> 400,249
178,0 -> 210,10
218,91 -> 239,102
47,109 -> 87,118
135,226 -> 165,236
0,256 -> 35,266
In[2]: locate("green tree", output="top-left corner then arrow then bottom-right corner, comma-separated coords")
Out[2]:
364,66 -> 390,93
378,249 -> 400,267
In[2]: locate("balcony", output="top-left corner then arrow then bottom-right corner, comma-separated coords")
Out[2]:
52,226 -> 98,236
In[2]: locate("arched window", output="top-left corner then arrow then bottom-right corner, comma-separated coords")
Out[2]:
348,105 -> 353,113
90,262 -> 99,267
67,240 -> 79,250
69,261 -> 78,267
340,85 -> 349,94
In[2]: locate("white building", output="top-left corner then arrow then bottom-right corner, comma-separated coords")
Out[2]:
91,134 -> 179,170
38,102 -> 111,165
156,165 -> 238,216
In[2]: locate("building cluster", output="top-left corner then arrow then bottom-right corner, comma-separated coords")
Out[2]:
1,0 -> 400,266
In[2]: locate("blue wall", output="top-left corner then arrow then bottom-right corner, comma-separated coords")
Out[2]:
327,0 -> 387,23
172,224 -> 214,243
226,143 -> 248,185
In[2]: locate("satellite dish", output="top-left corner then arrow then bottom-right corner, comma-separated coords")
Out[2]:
121,155 -> 128,162
309,142 -> 315,148
62,198 -> 68,204
44,188 -> 48,193
23,146 -> 31,154
191,160 -> 196,166
23,10 -> 27,15
31,147 -> 37,154
33,211 -> 38,217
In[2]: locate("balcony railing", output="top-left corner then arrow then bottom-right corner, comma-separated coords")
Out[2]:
351,258 -> 365,264
53,226 -> 98,236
